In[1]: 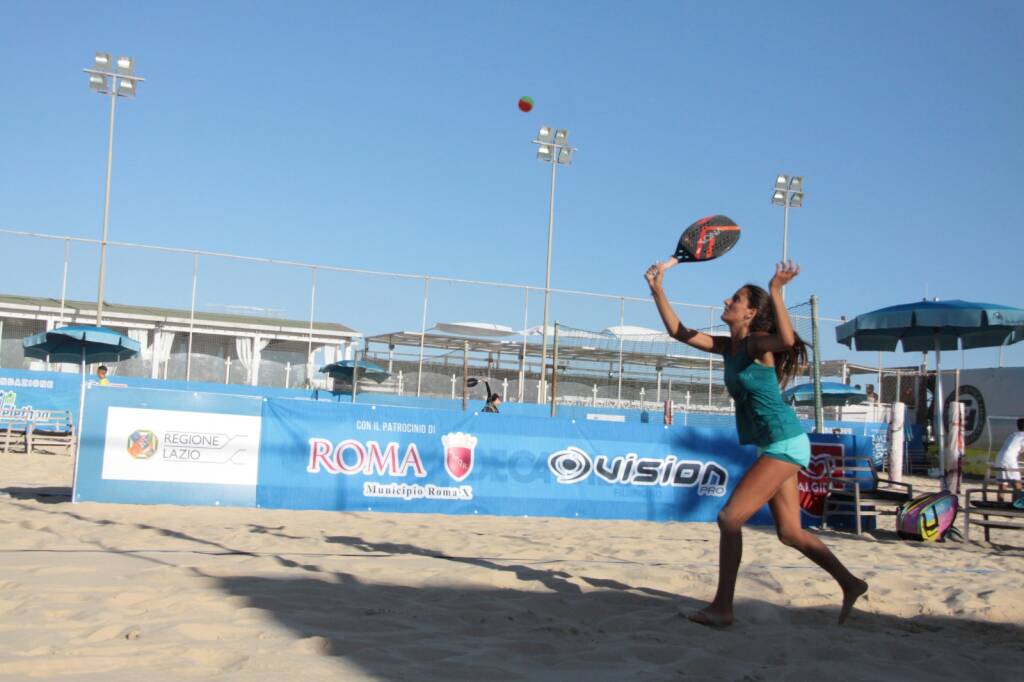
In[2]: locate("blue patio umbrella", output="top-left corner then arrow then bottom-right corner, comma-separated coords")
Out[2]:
319,360 -> 390,402
319,360 -> 390,384
783,381 -> 867,407
22,325 -> 140,488
23,325 -> 141,366
836,299 -> 1024,489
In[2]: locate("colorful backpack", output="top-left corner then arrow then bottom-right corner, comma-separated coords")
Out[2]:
896,491 -> 959,542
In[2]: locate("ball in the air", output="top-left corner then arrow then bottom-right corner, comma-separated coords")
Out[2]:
518,96 -> 534,113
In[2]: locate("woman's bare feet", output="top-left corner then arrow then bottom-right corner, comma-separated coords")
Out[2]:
839,578 -> 868,624
686,605 -> 733,628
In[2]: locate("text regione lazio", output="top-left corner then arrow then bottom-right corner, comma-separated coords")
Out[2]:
70,380 -> 882,526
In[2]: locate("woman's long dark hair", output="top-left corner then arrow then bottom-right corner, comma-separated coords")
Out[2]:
743,284 -> 807,389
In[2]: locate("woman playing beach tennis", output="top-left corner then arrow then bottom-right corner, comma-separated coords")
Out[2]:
645,260 -> 868,626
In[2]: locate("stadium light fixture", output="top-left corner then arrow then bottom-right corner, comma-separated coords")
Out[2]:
84,52 -> 145,325
532,125 -> 578,403
88,73 -> 110,93
116,78 -> 136,97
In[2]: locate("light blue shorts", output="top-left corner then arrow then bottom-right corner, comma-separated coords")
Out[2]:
757,433 -> 811,469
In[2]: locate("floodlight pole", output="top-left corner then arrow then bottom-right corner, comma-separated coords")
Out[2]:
540,157 -> 557,403
534,128 -> 576,404
782,199 -> 790,264
95,91 -> 117,326
772,174 -> 803,302
85,55 -> 144,327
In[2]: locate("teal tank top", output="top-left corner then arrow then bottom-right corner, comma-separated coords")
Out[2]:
723,338 -> 804,446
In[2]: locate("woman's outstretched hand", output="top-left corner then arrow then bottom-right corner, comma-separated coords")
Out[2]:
770,260 -> 800,290
645,263 -> 663,292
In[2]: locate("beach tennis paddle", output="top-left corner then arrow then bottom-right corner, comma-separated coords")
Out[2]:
672,215 -> 740,263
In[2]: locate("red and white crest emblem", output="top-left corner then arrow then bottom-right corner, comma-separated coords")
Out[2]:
441,432 -> 477,482
798,443 -> 843,517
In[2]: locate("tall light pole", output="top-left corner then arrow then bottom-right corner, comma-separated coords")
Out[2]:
771,173 -> 804,264
532,126 -> 576,402
84,52 -> 144,326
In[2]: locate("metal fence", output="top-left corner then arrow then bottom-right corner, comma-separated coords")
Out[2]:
0,228 -> 848,406
543,299 -> 820,411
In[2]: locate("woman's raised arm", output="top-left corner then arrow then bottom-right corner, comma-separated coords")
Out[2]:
645,263 -> 725,354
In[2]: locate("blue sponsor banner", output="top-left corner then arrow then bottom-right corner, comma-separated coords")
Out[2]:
0,368 -> 80,420
67,382 -> 886,527
75,386 -> 263,507
257,398 -> 773,523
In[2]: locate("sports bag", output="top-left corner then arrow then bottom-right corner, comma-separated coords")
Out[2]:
896,491 -> 959,542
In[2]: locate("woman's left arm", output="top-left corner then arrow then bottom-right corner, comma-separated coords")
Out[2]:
748,261 -> 800,355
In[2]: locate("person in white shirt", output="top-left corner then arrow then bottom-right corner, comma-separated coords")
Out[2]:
995,418 -> 1024,503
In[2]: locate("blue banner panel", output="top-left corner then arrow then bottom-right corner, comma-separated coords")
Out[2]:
0,368 -> 80,419
75,386 -> 263,507
257,398 -> 773,523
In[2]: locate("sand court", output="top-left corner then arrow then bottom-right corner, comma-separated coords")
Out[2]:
1,451 -> 1022,681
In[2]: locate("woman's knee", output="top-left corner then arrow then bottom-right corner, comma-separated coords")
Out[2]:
776,526 -> 804,548
717,508 -> 743,533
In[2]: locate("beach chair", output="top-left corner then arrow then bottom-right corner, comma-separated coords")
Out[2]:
26,411 -> 75,456
1,415 -> 30,454
963,461 -> 1024,542
822,454 -> 914,536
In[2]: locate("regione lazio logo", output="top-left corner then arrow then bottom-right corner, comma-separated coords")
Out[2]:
126,429 -> 158,459
441,432 -> 476,482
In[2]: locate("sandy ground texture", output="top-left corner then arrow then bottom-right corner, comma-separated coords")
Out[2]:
0,452 -> 1022,681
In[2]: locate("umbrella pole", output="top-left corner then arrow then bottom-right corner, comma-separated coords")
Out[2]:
72,347 -> 86,500
933,339 -> 946,490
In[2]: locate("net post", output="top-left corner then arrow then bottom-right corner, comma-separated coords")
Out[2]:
352,349 -> 360,403
462,340 -> 469,411
550,322 -> 560,417
811,295 -> 824,432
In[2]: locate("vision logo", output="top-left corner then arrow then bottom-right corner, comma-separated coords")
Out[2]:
126,430 -> 158,459
548,446 -> 728,496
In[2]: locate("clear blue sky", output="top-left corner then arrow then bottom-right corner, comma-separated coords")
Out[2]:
1,0 -> 1022,370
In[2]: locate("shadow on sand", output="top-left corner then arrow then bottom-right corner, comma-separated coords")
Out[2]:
6,489 -> 1023,680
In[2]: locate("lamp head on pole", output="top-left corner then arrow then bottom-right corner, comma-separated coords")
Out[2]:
88,73 -> 110,94
115,56 -> 134,75
116,78 -> 137,98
